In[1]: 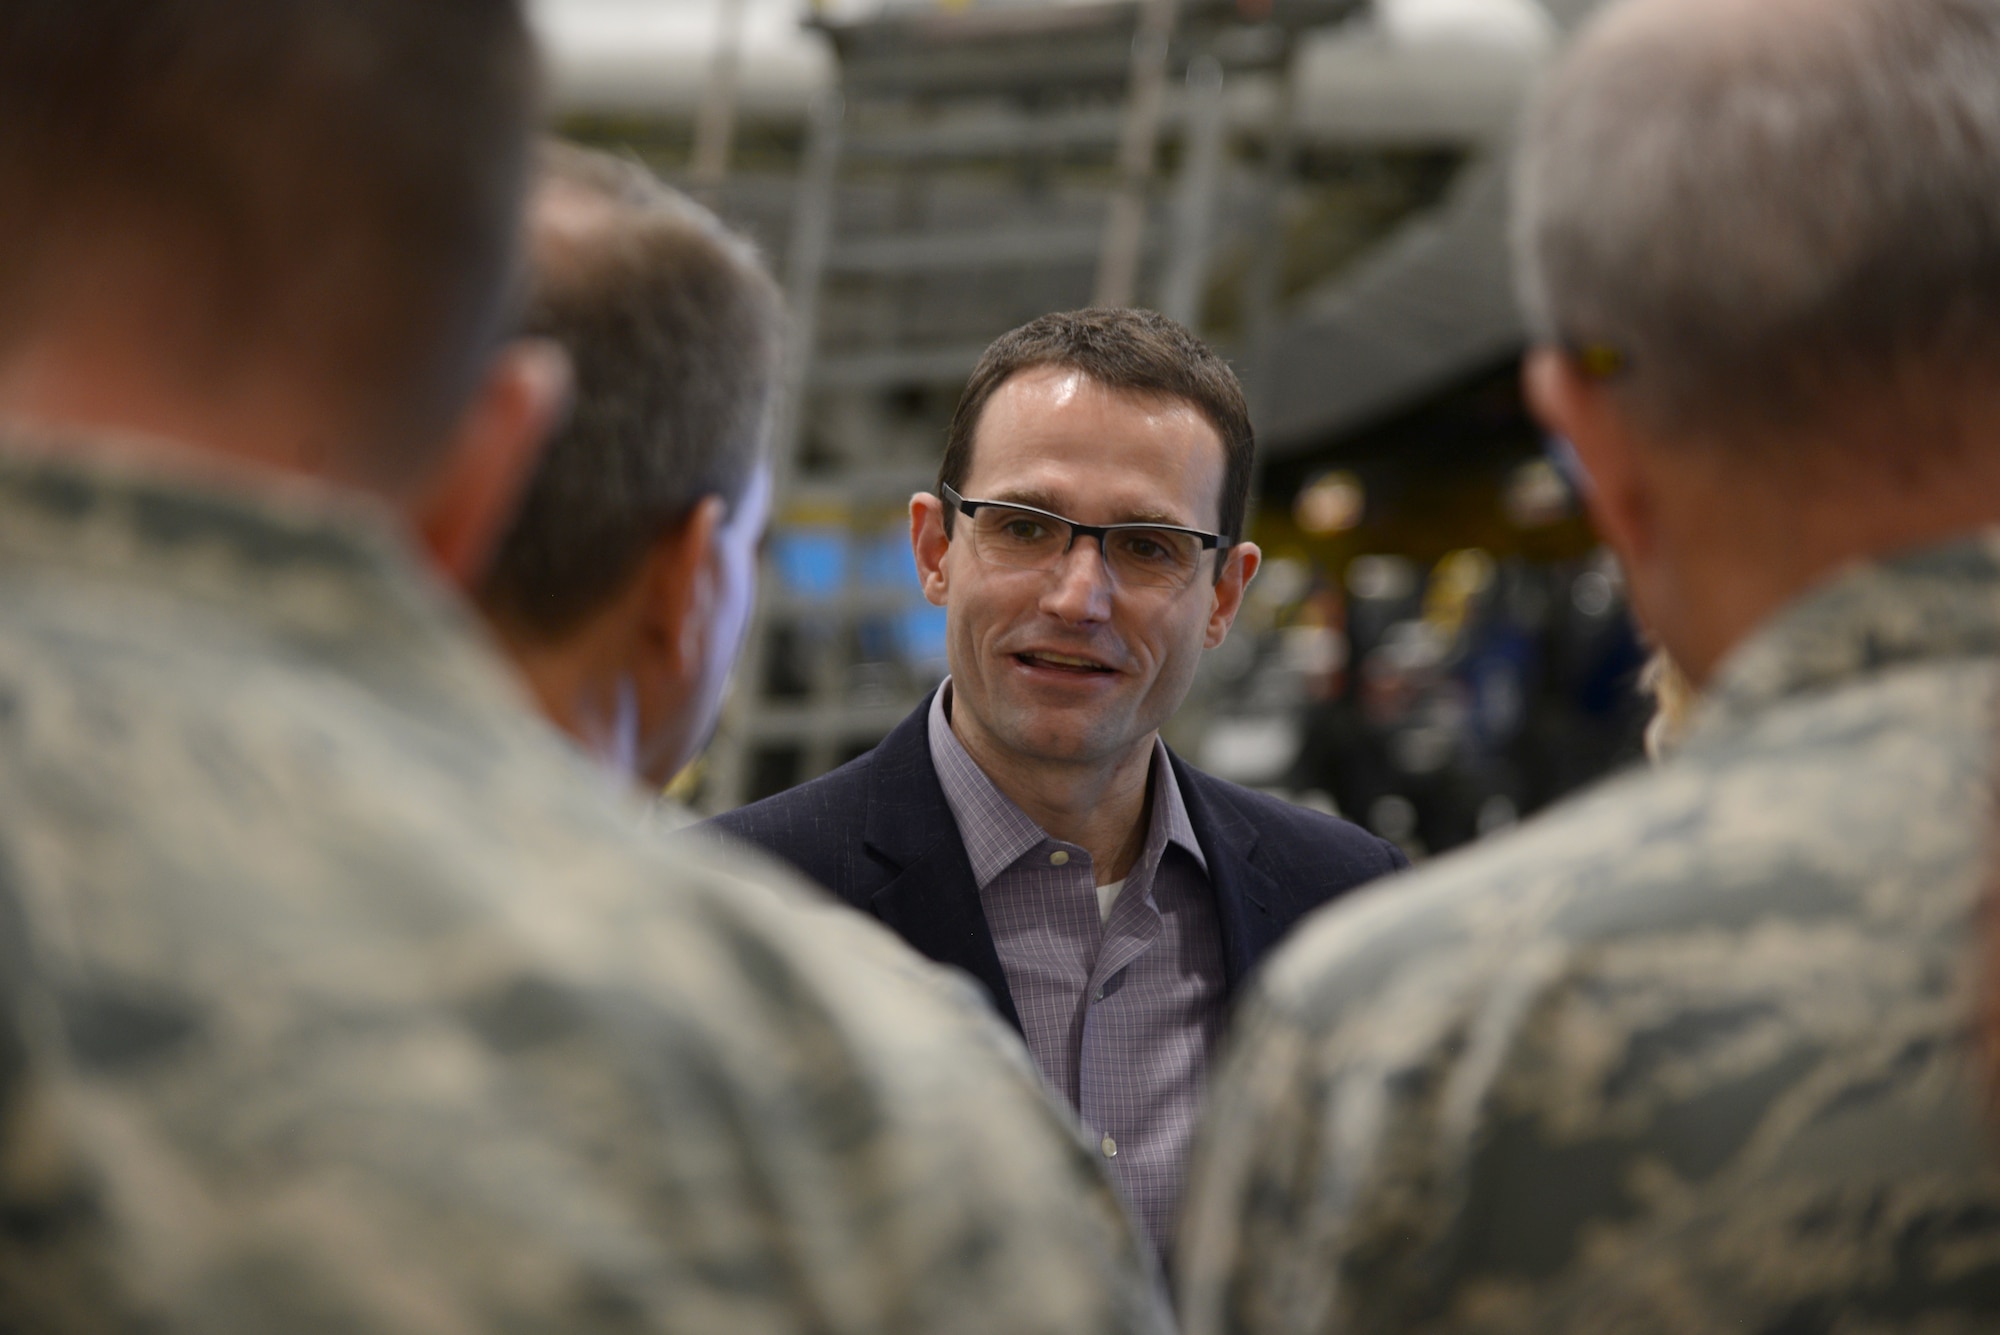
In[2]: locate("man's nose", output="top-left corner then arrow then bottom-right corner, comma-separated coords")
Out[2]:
1039,533 -> 1115,623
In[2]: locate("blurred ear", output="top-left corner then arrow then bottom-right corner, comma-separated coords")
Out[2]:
1523,347 -> 1656,569
643,496 -> 726,681
1204,541 -> 1261,648
412,339 -> 571,591
911,491 -> 952,607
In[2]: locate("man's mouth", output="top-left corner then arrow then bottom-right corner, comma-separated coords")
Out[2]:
1015,651 -> 1116,674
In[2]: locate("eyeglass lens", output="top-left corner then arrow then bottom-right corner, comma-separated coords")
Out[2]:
969,505 -> 1202,588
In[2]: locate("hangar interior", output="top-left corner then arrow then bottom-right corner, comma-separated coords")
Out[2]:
536,0 -> 1644,857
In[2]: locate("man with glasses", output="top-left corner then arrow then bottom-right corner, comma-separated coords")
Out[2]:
712,308 -> 1405,1263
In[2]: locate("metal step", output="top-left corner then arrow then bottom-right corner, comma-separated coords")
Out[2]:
821,0 -> 1359,96
844,109 -> 1126,163
826,2 -> 1143,96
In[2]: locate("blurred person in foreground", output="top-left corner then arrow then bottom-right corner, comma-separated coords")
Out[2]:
0,4 -> 1165,1330
476,143 -> 776,803
712,308 -> 1407,1262
1179,0 -> 2000,1331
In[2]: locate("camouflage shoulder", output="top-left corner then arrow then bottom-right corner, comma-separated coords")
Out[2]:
1242,755 -> 1686,1029
1179,766 -> 1691,1333
655,820 -> 1040,1071
1182,652 -> 2000,1335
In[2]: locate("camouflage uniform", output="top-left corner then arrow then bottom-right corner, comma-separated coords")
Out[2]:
0,440 -> 1166,1334
1179,533 -> 2000,1335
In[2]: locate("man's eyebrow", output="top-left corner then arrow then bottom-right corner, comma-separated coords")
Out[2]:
982,486 -> 1197,528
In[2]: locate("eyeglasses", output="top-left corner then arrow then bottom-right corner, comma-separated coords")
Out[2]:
941,483 -> 1230,591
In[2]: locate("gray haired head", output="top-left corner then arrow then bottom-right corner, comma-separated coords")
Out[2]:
479,142 -> 785,641
1512,0 -> 2000,445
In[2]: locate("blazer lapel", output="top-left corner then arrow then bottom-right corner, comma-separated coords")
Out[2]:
1170,750 -> 1285,990
861,695 -> 1024,1034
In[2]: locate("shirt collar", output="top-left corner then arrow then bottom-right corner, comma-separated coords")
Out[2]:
927,679 -> 1206,888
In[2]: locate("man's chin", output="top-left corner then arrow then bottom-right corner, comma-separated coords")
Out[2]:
988,708 -> 1140,771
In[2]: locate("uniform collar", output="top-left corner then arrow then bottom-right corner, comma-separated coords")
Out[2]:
0,434 -> 522,718
1696,529 -> 2000,738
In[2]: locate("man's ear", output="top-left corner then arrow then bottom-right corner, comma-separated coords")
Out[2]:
412,339 -> 572,591
1523,347 -> 1656,569
643,495 -> 726,676
911,491 -> 951,607
625,496 -> 726,788
1204,541 -> 1261,649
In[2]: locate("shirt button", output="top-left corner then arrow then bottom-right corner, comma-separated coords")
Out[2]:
1101,1135 -> 1118,1159
1092,986 -> 1105,1003
1050,851 -> 1069,866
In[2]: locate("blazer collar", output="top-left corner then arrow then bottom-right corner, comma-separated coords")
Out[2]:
860,692 -> 1024,1032
1167,749 -> 1283,989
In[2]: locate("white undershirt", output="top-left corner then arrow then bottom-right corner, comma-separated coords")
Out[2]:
1095,877 -> 1126,924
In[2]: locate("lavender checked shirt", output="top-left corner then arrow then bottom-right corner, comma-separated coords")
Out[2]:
929,684 -> 1227,1257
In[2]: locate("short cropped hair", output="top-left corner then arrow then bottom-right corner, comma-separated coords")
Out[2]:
1513,0 -> 2000,445
0,0 -> 539,474
940,309 -> 1256,544
478,144 -> 785,641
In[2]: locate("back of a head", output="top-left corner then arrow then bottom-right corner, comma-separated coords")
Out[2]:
477,144 -> 785,642
1513,0 -> 2000,460
0,0 -> 540,482
940,308 -> 1256,543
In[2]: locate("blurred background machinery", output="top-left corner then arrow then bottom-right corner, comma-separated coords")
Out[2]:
533,0 -> 1644,859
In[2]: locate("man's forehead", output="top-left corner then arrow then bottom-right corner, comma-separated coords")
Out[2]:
962,366 -> 1226,522
969,366 -> 1223,466
986,364 -> 1207,423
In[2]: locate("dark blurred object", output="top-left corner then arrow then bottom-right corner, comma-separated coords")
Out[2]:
1289,549 -> 1645,858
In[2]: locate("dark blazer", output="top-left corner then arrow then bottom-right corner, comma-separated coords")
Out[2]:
707,693 -> 1408,1034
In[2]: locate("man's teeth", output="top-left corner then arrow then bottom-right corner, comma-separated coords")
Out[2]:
1025,652 -> 1104,669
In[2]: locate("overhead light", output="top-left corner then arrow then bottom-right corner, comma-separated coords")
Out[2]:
1295,470 -> 1366,534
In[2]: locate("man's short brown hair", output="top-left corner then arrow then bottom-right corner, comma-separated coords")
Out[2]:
939,308 -> 1256,545
478,143 -> 785,641
0,0 -> 540,475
